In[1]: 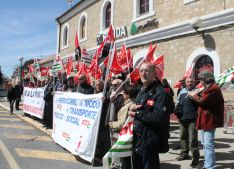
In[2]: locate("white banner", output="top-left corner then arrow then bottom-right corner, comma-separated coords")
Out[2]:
23,87 -> 45,119
52,92 -> 103,162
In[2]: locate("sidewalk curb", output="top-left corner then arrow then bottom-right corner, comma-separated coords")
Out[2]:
0,103 -> 52,137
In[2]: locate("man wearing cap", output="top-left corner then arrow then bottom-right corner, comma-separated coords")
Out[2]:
66,73 -> 76,92
189,70 -> 224,169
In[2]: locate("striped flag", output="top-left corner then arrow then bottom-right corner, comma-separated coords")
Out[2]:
103,116 -> 133,168
51,63 -> 62,76
216,66 -> 234,90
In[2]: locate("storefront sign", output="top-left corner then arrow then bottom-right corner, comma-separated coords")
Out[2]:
130,19 -> 159,35
96,26 -> 127,45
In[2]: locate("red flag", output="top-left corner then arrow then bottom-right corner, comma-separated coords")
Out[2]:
111,50 -> 124,74
28,64 -> 34,74
129,68 -> 140,85
184,63 -> 194,78
105,25 -> 115,44
127,48 -> 133,68
146,44 -> 157,63
40,67 -> 49,76
75,31 -> 79,48
153,55 -> 164,79
66,56 -> 74,76
118,44 -> 133,72
103,47 -> 123,74
173,81 -> 182,88
22,70 -> 25,79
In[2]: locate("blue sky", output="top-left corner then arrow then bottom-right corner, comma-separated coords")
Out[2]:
0,0 -> 79,77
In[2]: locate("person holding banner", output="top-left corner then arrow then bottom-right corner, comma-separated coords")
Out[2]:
105,78 -> 124,169
43,76 -> 54,129
109,84 -> 137,169
95,80 -> 111,162
77,74 -> 94,94
129,63 -> 169,169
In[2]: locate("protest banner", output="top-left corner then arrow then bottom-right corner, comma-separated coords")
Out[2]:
52,92 -> 103,162
23,87 -> 45,119
103,116 -> 134,167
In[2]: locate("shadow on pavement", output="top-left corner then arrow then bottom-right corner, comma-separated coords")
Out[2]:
216,162 -> 234,169
215,138 -> 234,143
216,151 -> 234,161
214,141 -> 231,149
161,163 -> 181,169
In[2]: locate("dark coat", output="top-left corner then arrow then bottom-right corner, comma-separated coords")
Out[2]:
133,81 -> 170,155
175,88 -> 198,121
191,83 -> 224,130
14,84 -> 23,99
77,82 -> 94,94
7,88 -> 16,101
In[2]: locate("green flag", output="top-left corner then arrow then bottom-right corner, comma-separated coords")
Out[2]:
130,22 -> 138,35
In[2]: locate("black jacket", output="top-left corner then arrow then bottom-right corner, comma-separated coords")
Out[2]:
133,81 -> 170,155
7,88 -> 16,101
14,84 -> 23,98
175,88 -> 198,121
77,82 -> 94,94
44,83 -> 53,103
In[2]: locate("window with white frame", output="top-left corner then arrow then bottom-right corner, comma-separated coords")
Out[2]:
140,0 -> 149,15
62,24 -> 69,48
132,0 -> 155,23
78,12 -> 87,42
105,3 -> 111,29
100,0 -> 114,31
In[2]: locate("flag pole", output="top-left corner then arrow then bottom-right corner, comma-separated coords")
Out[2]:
102,43 -> 115,97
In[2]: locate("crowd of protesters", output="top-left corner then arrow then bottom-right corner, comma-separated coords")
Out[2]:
7,60 -> 224,169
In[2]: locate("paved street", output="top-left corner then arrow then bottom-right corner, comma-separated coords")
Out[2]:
0,105 -> 104,169
0,98 -> 234,169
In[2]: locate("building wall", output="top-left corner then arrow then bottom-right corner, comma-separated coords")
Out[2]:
58,0 -> 234,56
57,0 -> 234,98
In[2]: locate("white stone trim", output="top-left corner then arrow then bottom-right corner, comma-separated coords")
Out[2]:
186,48 -> 221,77
61,23 -> 69,49
132,0 -> 155,23
133,49 -> 148,68
183,0 -> 198,5
78,12 -> 88,43
100,0 -> 114,31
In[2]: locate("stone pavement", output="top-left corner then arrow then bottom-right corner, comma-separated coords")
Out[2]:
0,97 -> 234,169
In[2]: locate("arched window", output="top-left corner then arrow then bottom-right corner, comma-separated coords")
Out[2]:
195,55 -> 214,80
78,12 -> 87,42
100,0 -> 113,31
81,17 -> 86,39
140,0 -> 149,15
62,25 -> 69,47
105,3 -> 111,29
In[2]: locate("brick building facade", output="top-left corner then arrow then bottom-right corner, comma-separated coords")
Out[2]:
56,0 -> 234,94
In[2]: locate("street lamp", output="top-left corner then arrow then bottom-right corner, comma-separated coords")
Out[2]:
18,56 -> 24,83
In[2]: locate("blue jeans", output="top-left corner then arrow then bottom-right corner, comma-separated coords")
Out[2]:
201,129 -> 216,169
